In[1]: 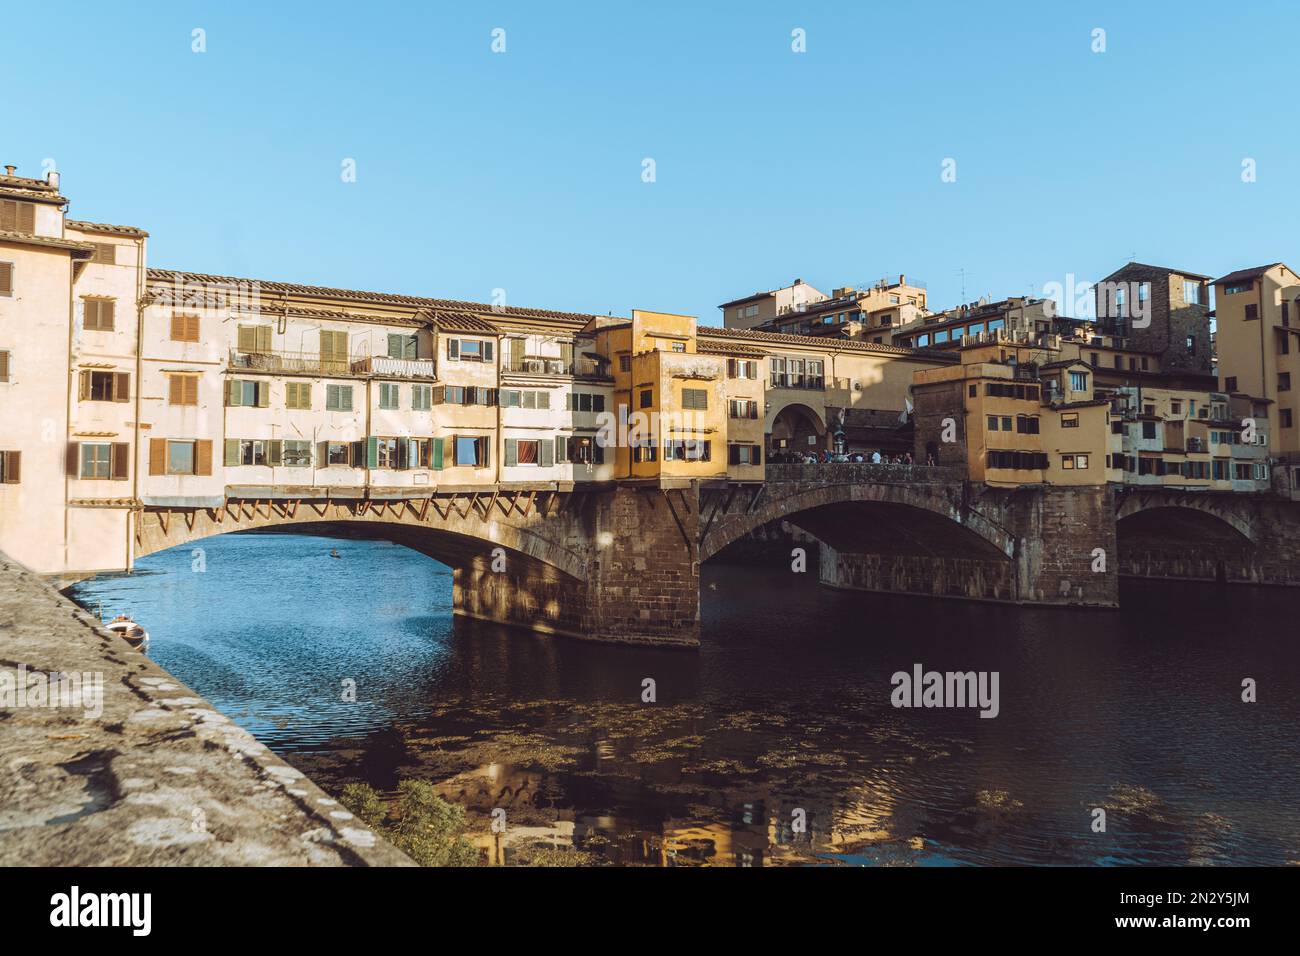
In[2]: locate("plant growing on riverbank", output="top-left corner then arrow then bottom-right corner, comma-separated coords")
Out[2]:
340,780 -> 478,867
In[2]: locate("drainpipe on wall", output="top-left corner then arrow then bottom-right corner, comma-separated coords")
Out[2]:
128,235 -> 145,571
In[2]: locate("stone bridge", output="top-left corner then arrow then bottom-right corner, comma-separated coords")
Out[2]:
122,466 -> 1300,648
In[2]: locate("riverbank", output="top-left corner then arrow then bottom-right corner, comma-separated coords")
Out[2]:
0,551 -> 409,866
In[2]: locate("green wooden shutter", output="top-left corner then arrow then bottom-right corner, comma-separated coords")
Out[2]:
510,337 -> 525,368
366,436 -> 379,469
237,325 -> 255,352
387,334 -> 402,359
257,381 -> 269,407
539,439 -> 554,468
226,379 -> 240,406
404,335 -> 417,359
268,440 -> 283,466
504,439 -> 517,467
224,439 -> 240,466
401,437 -> 414,470
431,437 -> 444,470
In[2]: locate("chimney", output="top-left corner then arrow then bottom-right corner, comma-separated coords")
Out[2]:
3,165 -> 14,177
899,274 -> 906,285
47,171 -> 60,189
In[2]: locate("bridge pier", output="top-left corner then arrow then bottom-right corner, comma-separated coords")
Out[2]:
453,484 -> 701,648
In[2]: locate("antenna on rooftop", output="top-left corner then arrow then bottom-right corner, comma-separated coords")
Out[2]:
956,268 -> 974,300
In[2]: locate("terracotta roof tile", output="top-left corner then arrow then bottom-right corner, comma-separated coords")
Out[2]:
0,230 -> 96,255
148,268 -> 601,323
66,219 -> 149,238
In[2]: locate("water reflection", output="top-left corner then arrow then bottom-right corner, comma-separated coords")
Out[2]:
69,533 -> 1300,865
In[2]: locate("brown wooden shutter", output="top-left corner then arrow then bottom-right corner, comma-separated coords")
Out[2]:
94,243 -> 116,265
111,443 -> 130,479
268,440 -> 283,466
237,325 -> 255,352
170,314 -> 184,341
113,371 -> 130,402
0,201 -> 13,231
66,442 -> 80,477
257,325 -> 272,351
184,375 -> 198,405
195,440 -> 213,476
103,299 -> 115,330
2,451 -> 19,484
78,370 -> 90,400
0,350 -> 9,382
16,203 -> 34,234
0,262 -> 12,295
187,314 -> 200,341
168,375 -> 183,405
149,439 -> 165,475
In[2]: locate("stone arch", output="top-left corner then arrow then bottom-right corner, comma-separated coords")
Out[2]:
1115,494 -> 1257,545
131,499 -> 589,583
767,401 -> 827,454
700,479 -> 1015,564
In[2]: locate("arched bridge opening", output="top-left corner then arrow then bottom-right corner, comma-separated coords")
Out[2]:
1116,503 -> 1258,585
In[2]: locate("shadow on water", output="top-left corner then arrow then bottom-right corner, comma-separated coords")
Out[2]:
69,533 -> 1300,866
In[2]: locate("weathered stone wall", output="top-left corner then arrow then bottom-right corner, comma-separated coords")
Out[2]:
0,552 -> 410,866
820,546 -> 1015,601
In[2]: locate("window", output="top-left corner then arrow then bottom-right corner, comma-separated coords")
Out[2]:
639,389 -> 653,409
226,379 -> 269,407
170,313 -> 201,342
326,384 -> 353,411
1224,282 -> 1251,295
91,243 -> 116,265
166,440 -> 197,475
681,388 -> 708,410
727,359 -> 758,379
83,298 -> 115,331
0,261 -> 12,296
1001,416 -> 1012,431
664,439 -> 711,462
1279,372 -> 1291,392
728,444 -> 761,465
319,329 -> 347,369
326,441 -> 351,466
0,450 -> 19,483
632,441 -> 657,463
285,381 -> 312,409
506,438 -> 553,467
1225,376 -> 1238,393
79,370 -> 129,403
238,324 -> 274,353
1184,280 -> 1202,305
379,382 -> 400,409
412,384 -> 433,410
987,416 -> 1000,432
619,354 -> 631,372
1284,302 -> 1291,327
1016,415 -> 1040,434
729,399 -> 759,419
986,450 -> 1048,470
1069,371 -> 1089,392
556,436 -> 604,465
0,200 -> 35,235
447,338 -> 494,362
0,349 -> 8,382
1282,408 -> 1294,428
1061,413 -> 1079,428
1060,454 -> 1089,470
565,392 -> 605,412
441,385 -> 496,406
671,341 -> 686,353
968,384 -> 976,398
1245,304 -> 1259,321
226,439 -> 267,466
1186,335 -> 1196,355
918,334 -> 930,347
1142,421 -> 1157,440
167,374 -> 200,406
282,440 -> 312,467
78,442 -> 128,480
387,333 -> 418,360
453,435 -> 490,467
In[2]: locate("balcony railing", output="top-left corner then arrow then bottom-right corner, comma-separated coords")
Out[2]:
501,355 -> 612,379
230,350 -> 435,378
350,356 -> 436,378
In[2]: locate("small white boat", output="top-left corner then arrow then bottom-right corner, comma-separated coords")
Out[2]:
106,614 -> 149,652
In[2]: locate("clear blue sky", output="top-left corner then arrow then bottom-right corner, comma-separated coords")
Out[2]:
4,0 -> 1297,323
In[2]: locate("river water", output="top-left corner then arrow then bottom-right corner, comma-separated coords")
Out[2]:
69,533 -> 1300,866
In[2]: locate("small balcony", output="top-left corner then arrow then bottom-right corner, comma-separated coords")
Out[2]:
501,354 -> 612,380
230,350 -> 435,379
350,356 -> 436,378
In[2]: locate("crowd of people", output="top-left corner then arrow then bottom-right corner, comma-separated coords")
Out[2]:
769,448 -> 936,466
